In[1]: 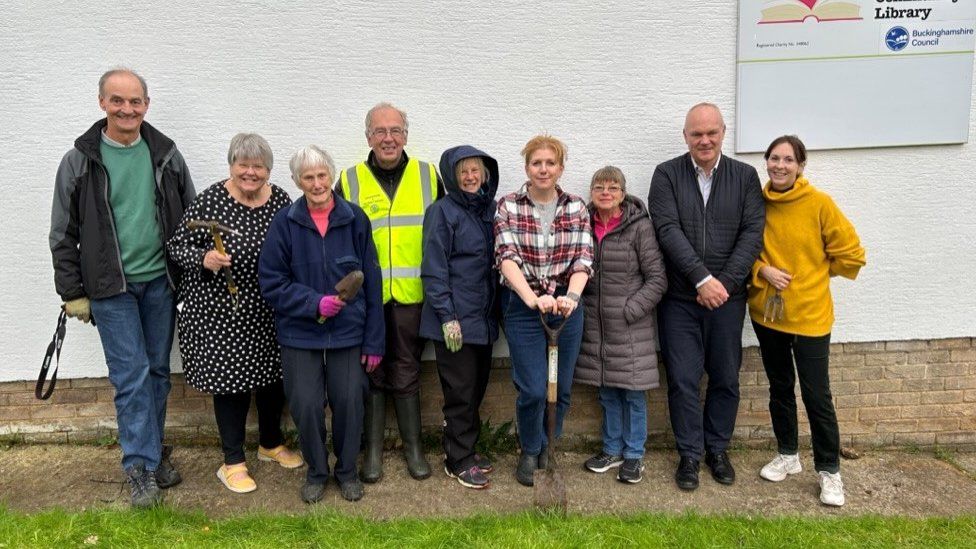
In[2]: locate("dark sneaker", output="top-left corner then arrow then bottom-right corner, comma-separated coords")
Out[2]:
617,458 -> 644,484
300,481 -> 326,504
515,452 -> 538,487
537,449 -> 549,470
675,456 -> 700,491
474,454 -> 493,474
705,451 -> 736,485
584,451 -> 625,473
339,478 -> 365,502
155,444 -> 182,489
126,464 -> 162,509
445,464 -> 490,490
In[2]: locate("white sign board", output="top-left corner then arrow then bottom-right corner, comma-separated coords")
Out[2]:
736,0 -> 976,152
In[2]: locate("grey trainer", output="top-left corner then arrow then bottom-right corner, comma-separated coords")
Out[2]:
126,464 -> 163,509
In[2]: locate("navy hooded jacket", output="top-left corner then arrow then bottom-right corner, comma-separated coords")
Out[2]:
258,194 -> 384,354
419,145 -> 500,346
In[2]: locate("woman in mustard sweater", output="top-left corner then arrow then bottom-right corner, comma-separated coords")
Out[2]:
748,135 -> 865,507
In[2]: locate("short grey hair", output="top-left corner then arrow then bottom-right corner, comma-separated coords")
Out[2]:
98,67 -> 148,99
455,156 -> 488,186
289,145 -> 336,186
364,102 -> 409,132
590,165 -> 627,192
227,133 -> 274,170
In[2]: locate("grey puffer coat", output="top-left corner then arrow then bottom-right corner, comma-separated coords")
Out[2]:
575,195 -> 667,390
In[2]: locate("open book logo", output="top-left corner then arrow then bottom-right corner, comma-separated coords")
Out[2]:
759,0 -> 863,24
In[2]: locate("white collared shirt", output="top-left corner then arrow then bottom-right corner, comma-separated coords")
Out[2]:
693,154 -> 721,289
693,153 -> 721,206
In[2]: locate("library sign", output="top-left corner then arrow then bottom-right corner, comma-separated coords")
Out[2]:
735,0 -> 976,152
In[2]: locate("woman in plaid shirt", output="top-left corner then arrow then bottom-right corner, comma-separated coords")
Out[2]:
494,135 -> 594,487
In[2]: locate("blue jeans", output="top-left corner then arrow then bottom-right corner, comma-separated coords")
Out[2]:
599,387 -> 648,459
501,287 -> 583,456
89,275 -> 174,471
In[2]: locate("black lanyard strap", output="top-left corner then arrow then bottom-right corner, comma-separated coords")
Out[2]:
36,309 -> 67,400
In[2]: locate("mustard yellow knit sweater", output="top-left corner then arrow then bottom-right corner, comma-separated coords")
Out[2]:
748,177 -> 866,336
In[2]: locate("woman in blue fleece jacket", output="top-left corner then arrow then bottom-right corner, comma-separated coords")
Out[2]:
259,145 -> 383,504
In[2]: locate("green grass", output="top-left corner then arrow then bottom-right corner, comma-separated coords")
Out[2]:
1,508 -> 974,548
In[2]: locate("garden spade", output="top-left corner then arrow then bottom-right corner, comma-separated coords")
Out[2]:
533,311 -> 568,513
318,270 -> 364,323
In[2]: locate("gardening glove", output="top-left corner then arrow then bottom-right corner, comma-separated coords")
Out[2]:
317,294 -> 345,321
361,354 -> 382,373
64,297 -> 91,324
442,320 -> 463,353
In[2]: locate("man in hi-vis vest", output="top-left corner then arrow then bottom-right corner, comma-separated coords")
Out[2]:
336,103 -> 444,483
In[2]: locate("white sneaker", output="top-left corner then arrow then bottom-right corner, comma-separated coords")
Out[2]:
760,453 -> 802,482
819,471 -> 845,506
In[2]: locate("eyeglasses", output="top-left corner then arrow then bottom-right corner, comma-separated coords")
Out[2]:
368,127 -> 406,139
591,185 -> 623,194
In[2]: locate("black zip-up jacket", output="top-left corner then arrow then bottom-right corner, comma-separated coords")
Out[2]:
648,153 -> 765,301
49,119 -> 196,301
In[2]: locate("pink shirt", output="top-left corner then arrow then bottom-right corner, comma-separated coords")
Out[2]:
309,200 -> 334,237
593,211 -> 622,243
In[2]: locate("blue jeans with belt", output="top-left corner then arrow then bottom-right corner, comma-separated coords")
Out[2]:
89,275 -> 174,472
501,287 -> 583,456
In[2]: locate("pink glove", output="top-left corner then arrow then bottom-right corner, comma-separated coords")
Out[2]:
318,295 -> 345,319
361,354 -> 382,373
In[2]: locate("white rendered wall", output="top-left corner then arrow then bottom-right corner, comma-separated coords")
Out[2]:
1,1 -> 974,382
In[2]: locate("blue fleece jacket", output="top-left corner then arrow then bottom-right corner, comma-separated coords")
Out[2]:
419,145 -> 500,345
259,194 -> 384,353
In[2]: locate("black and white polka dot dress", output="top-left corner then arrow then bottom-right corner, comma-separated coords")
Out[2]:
167,180 -> 292,394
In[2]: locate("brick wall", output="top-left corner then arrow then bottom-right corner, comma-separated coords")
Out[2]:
2,337 -> 973,448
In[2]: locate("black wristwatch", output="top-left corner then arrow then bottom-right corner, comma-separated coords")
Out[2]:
565,291 -> 580,303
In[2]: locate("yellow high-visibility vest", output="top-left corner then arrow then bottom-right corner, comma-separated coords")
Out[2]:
338,158 -> 437,304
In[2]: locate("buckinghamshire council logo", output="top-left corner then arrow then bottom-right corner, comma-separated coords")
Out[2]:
885,26 -> 909,51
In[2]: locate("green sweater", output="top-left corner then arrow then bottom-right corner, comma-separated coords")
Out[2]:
100,136 -> 166,282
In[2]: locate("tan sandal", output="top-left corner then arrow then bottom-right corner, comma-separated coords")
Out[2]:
258,445 -> 304,469
217,463 -> 257,493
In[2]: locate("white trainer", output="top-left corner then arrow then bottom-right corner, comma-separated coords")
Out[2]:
759,453 -> 802,482
819,471 -> 846,506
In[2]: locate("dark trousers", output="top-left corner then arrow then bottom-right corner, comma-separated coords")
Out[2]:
658,296 -> 745,460
752,322 -> 840,473
212,381 -> 286,465
369,303 -> 425,397
281,345 -> 367,484
434,341 -> 492,473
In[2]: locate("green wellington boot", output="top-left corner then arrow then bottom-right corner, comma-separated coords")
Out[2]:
393,394 -> 431,480
360,390 -> 386,483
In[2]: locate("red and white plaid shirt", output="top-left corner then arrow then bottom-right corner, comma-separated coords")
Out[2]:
494,184 -> 594,295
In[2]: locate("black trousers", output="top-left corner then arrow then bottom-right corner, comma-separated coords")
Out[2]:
434,341 -> 492,473
281,345 -> 368,484
212,381 -> 286,465
753,321 -> 840,473
369,303 -> 425,397
658,296 -> 746,460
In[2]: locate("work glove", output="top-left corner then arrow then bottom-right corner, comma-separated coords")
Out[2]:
361,354 -> 382,373
442,320 -> 463,353
318,295 -> 345,320
64,297 -> 91,323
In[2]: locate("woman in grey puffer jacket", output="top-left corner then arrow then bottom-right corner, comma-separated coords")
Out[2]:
576,166 -> 667,484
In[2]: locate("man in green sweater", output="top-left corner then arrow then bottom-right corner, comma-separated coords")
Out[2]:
49,68 -> 196,508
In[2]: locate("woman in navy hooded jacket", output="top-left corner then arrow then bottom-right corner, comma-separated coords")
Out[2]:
420,145 -> 500,490
258,145 -> 384,504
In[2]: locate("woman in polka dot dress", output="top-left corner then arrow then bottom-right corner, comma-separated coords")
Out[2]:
167,133 -> 303,494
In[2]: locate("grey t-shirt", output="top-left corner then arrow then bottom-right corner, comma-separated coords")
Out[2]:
532,196 -> 558,255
